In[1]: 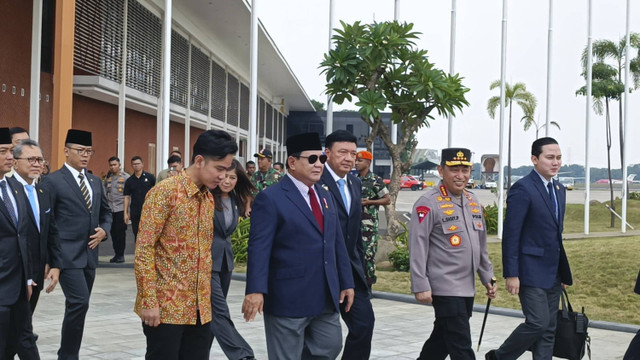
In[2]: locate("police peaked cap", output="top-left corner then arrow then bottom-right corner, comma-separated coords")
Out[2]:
441,148 -> 473,166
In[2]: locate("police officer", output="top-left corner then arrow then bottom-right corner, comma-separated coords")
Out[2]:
355,150 -> 390,287
250,148 -> 281,195
104,156 -> 129,263
409,148 -> 497,360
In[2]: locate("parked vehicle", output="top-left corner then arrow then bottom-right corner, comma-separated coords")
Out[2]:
384,175 -> 424,191
559,177 -> 574,190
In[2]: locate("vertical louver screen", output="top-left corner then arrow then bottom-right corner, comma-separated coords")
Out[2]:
210,60 -> 226,122
126,0 -> 162,97
227,74 -> 239,127
240,83 -> 249,131
170,31 -> 188,107
74,0 -> 124,82
190,45 -> 210,115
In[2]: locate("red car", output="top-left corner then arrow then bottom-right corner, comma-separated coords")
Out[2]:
383,175 -> 424,191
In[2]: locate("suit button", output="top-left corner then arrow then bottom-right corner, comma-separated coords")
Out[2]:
325,261 -> 328,264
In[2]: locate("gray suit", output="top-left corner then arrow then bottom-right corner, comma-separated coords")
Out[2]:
208,196 -> 254,358
41,165 -> 111,360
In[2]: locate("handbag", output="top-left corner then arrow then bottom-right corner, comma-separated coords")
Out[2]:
553,289 -> 591,360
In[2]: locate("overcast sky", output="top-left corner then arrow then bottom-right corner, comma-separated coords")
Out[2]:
259,0 -> 639,169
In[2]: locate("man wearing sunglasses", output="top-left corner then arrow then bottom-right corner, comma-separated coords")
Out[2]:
319,129 -> 375,359
243,132 -> 354,359
10,139 -> 63,359
41,129 -> 112,360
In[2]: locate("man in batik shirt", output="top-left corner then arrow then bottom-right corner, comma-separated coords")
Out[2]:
134,130 -> 237,360
355,151 -> 390,287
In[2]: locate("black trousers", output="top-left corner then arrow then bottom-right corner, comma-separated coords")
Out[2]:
339,289 -> 375,360
624,329 -> 640,360
58,268 -> 96,360
143,314 -> 211,360
110,211 -> 126,257
131,215 -> 141,241
418,296 -> 475,360
0,291 -> 30,360
15,288 -> 41,360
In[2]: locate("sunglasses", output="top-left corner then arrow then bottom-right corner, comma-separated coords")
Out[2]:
298,154 -> 328,164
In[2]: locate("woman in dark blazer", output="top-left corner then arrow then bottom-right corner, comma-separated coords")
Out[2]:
209,159 -> 255,360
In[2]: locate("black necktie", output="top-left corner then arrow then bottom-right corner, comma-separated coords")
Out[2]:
547,182 -> 557,219
0,181 -> 17,226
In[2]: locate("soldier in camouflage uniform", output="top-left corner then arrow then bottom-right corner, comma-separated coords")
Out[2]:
250,148 -> 281,195
355,151 -> 390,286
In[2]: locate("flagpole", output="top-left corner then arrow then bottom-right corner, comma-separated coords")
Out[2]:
544,0 -> 553,136
447,0 -> 457,147
497,0 -> 508,239
584,0 -> 593,235
621,0 -> 630,233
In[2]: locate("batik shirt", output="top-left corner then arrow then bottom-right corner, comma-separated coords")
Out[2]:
134,170 -> 214,325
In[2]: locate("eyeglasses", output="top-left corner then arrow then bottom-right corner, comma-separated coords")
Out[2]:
297,154 -> 327,164
15,157 -> 46,165
67,147 -> 95,156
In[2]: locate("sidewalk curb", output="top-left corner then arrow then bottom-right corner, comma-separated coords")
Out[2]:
231,273 -> 640,334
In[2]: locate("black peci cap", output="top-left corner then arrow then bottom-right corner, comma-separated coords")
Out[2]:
286,133 -> 322,156
65,129 -> 92,146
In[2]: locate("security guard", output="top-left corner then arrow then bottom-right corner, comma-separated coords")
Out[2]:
104,156 -> 129,263
250,148 -> 281,195
409,147 -> 497,360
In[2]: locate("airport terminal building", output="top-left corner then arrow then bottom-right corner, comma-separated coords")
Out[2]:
1,0 -> 314,176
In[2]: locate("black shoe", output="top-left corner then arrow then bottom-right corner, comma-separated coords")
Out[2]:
239,357 -> 255,360
109,256 -> 118,263
114,256 -> 125,263
485,350 -> 497,360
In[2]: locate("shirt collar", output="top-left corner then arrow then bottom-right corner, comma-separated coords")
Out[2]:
533,169 -> 552,187
12,172 -> 32,186
325,163 -> 347,183
287,173 -> 313,195
64,163 -> 86,179
179,170 -> 208,198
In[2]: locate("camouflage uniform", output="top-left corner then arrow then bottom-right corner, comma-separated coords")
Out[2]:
251,167 -> 282,195
358,170 -> 389,284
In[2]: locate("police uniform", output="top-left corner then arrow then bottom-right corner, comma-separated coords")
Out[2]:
250,149 -> 281,195
357,153 -> 389,285
409,148 -> 494,360
104,170 -> 129,262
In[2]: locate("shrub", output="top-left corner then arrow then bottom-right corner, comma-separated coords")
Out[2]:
388,222 -> 410,272
231,217 -> 251,263
630,192 -> 640,200
483,204 -> 499,235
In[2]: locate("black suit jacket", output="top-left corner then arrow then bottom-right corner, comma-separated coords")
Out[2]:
0,177 -> 31,305
41,166 -> 112,270
212,196 -> 238,273
16,178 -> 63,287
319,169 -> 368,292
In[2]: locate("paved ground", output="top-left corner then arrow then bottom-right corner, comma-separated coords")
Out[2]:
31,261 -> 636,360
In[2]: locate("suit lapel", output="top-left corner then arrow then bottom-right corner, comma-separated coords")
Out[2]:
88,174 -> 99,215
61,167 -> 90,214
321,171 -> 347,215
36,185 -> 48,232
282,176 -> 322,234
0,181 -> 16,229
531,171 -> 558,224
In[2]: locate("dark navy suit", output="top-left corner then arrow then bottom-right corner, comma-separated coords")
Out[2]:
497,170 -> 572,359
0,177 -> 31,359
41,165 -> 111,360
319,168 -> 375,359
246,175 -> 354,358
11,174 -> 63,360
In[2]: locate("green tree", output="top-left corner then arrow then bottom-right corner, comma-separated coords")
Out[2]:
320,21 -> 469,238
520,101 -> 560,139
310,99 -> 325,111
487,81 -> 537,190
581,34 -> 640,185
577,62 -> 625,227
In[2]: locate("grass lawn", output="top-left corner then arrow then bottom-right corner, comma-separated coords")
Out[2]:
375,236 -> 640,325
563,198 -> 640,233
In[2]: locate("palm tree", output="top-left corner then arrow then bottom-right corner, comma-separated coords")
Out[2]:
581,33 -> 640,177
577,62 -> 625,227
520,101 -> 560,139
487,81 -> 537,190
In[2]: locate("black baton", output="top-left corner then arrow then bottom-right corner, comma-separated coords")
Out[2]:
477,277 -> 497,352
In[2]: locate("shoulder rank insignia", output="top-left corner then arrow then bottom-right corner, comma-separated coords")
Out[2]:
448,225 -> 458,231
471,208 -> 480,214
443,209 -> 455,216
469,202 -> 478,207
449,234 -> 461,247
436,196 -> 444,202
440,204 -> 453,209
439,185 -> 448,197
445,197 -> 451,202
416,206 -> 430,224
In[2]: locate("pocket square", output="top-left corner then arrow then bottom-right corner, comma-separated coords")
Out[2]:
45,208 -> 51,213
